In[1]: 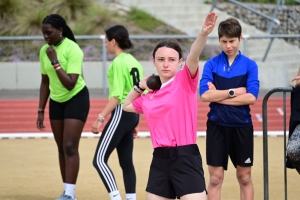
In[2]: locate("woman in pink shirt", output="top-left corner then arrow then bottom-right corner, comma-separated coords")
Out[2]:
123,12 -> 217,200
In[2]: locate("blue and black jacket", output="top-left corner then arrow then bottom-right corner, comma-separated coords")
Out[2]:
199,51 -> 260,127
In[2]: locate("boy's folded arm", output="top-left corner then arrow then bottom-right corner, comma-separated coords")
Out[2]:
217,93 -> 257,106
200,89 -> 230,102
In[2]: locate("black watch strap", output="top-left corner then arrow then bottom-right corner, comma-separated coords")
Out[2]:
51,59 -> 59,65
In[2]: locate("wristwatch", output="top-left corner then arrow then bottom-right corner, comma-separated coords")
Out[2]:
228,89 -> 235,98
51,59 -> 59,65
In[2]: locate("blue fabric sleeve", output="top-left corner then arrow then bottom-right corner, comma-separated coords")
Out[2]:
247,60 -> 260,98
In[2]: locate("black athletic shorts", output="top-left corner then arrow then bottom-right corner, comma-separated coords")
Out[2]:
49,86 -> 90,122
146,144 -> 206,199
206,120 -> 254,170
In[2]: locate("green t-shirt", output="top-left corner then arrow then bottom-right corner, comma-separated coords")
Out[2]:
39,38 -> 86,102
107,53 -> 143,104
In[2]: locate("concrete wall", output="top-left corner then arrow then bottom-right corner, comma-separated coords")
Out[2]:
0,61 -> 165,90
0,60 -> 295,91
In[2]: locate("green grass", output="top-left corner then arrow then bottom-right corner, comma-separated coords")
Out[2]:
0,1 -> 169,36
127,7 -> 164,31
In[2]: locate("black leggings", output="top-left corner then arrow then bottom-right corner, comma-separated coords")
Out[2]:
93,104 -> 139,193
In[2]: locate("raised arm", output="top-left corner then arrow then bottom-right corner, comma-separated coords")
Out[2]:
123,88 -> 141,113
186,12 -> 218,77
123,76 -> 150,112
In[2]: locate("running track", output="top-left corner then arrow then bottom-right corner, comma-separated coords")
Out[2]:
0,97 -> 291,134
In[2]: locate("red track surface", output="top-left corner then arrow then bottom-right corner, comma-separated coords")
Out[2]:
0,97 -> 291,133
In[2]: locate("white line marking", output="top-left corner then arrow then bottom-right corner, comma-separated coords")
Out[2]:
0,131 -> 289,139
277,108 -> 284,116
255,113 -> 262,122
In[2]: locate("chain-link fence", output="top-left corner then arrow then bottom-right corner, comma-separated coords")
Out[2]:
0,34 -> 299,94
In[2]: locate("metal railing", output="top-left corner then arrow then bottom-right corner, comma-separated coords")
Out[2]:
262,87 -> 293,200
0,34 -> 299,92
0,34 -> 207,94
210,0 -> 281,61
211,0 -> 281,27
1,34 -> 216,94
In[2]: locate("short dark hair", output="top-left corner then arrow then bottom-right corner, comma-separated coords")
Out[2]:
105,25 -> 134,50
218,18 -> 242,39
152,39 -> 182,59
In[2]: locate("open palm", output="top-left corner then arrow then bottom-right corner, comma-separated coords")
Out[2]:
202,12 -> 218,35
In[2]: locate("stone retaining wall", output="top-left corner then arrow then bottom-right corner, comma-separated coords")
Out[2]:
216,3 -> 300,43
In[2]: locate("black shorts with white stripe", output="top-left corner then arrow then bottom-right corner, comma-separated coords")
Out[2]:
206,120 -> 254,170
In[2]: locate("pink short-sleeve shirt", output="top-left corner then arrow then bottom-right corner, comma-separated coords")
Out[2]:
132,63 -> 199,148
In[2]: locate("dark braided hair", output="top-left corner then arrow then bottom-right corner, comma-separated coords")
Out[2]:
105,25 -> 133,50
42,14 -> 76,43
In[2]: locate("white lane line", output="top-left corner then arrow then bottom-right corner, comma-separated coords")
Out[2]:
0,131 -> 289,139
255,113 -> 262,122
277,108 -> 284,116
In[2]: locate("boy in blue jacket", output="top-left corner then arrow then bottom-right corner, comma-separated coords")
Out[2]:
199,18 -> 260,200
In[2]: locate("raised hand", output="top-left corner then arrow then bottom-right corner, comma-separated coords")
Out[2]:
201,12 -> 218,35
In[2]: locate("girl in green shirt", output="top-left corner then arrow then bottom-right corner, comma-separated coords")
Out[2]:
37,14 -> 90,200
91,25 -> 143,200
